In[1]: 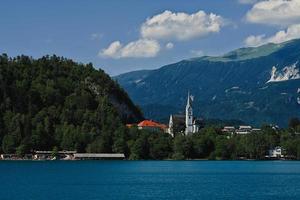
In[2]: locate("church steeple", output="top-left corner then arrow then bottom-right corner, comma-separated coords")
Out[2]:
185,91 -> 193,134
186,91 -> 191,107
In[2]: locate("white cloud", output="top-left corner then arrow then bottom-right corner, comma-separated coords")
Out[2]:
99,10 -> 226,59
121,39 -> 160,58
165,42 -> 174,49
244,34 -> 266,46
99,39 -> 160,59
245,24 -> 300,46
140,10 -> 225,41
238,0 -> 259,4
246,0 -> 300,26
100,41 -> 122,58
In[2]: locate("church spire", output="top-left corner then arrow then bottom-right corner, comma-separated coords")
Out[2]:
185,91 -> 193,134
186,91 -> 193,107
187,91 -> 191,107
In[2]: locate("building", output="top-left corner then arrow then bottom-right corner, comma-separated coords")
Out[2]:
33,150 -> 76,160
168,115 -> 186,137
266,146 -> 284,159
168,92 -> 202,136
185,92 -> 194,134
222,126 -> 236,134
192,119 -> 203,133
236,125 -> 253,135
137,120 -> 167,132
0,154 -> 17,160
221,126 -> 261,135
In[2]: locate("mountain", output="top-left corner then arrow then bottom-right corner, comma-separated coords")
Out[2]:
116,39 -> 300,127
0,54 -> 143,153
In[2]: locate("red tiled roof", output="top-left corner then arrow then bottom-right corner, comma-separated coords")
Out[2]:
138,120 -> 160,127
138,120 -> 167,130
159,124 -> 167,129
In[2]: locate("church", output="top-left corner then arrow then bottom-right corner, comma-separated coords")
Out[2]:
168,92 -> 203,137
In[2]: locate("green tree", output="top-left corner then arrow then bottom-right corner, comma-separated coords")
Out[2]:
129,134 -> 149,160
112,126 -> 128,155
51,146 -> 59,158
173,135 -> 193,160
16,144 -> 27,157
2,135 -> 17,153
149,133 -> 172,159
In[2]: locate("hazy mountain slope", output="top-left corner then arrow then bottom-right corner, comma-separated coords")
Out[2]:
116,39 -> 300,127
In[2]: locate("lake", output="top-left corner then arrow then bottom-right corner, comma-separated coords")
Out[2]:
0,161 -> 300,200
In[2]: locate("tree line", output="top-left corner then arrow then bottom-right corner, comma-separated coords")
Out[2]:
1,54 -> 300,160
124,119 -> 300,160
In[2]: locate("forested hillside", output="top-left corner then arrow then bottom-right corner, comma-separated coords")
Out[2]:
0,54 -> 143,154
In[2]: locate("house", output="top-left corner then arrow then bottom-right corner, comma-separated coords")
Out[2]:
266,146 -> 284,159
222,125 -> 261,135
236,125 -> 252,135
222,126 -> 236,134
137,120 -> 167,132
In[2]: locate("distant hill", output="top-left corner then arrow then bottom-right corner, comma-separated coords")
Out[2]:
0,54 -> 143,153
116,39 -> 300,127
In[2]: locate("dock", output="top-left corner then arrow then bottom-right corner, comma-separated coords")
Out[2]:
74,153 -> 125,160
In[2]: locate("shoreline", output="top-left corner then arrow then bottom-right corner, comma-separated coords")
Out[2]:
0,158 -> 296,161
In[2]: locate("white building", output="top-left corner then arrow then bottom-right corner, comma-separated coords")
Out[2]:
222,126 -> 236,134
168,114 -> 185,137
185,92 -> 194,134
222,126 -> 261,135
236,125 -> 252,135
168,92 -> 201,136
266,146 -> 284,158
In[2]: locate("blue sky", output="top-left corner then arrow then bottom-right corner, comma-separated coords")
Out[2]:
1,0 -> 300,75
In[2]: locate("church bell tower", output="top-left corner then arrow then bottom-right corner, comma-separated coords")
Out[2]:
185,92 -> 193,134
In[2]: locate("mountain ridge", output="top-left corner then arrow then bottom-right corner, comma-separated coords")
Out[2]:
116,39 -> 300,127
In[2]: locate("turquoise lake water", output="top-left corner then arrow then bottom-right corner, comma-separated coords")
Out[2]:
0,161 -> 300,200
